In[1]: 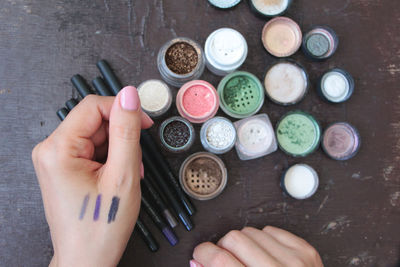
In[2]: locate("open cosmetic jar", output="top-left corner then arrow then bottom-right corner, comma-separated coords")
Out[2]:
159,116 -> 195,153
157,37 -> 205,87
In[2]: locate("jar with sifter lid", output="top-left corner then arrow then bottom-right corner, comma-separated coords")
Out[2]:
204,28 -> 248,76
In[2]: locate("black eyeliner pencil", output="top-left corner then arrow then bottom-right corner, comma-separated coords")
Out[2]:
94,59 -> 193,230
92,77 -> 113,96
96,60 -> 122,95
141,194 -> 178,246
141,130 -> 196,216
142,149 -> 194,231
136,217 -> 159,252
71,74 -> 94,98
65,98 -> 79,110
142,177 -> 178,228
56,107 -> 69,121
56,102 -> 160,253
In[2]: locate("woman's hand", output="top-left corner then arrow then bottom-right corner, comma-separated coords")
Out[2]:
32,86 -> 153,267
191,225 -> 323,267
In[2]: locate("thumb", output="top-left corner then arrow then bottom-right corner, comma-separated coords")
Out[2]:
105,86 -> 142,188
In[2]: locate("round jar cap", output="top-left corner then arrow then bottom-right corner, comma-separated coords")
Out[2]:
276,111 -> 321,157
137,79 -> 172,117
218,71 -> 265,119
319,68 -> 354,103
322,122 -> 360,160
302,26 -> 338,60
179,152 -> 228,200
262,17 -> 302,57
159,116 -> 195,153
282,164 -> 319,199
205,28 -> 248,74
264,61 -> 308,105
176,80 -> 219,124
200,117 -> 237,154
208,0 -> 241,9
250,0 -> 291,17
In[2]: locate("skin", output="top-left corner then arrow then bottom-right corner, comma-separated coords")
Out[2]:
32,86 -> 323,267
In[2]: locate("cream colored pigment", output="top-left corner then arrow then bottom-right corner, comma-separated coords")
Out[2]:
265,62 -> 307,104
252,0 -> 289,16
138,80 -> 171,114
262,17 -> 302,57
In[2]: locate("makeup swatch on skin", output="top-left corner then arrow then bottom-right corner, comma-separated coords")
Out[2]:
79,194 -> 90,220
93,194 -> 102,221
107,196 -> 120,224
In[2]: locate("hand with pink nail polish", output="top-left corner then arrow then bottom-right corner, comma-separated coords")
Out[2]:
32,86 -> 153,267
191,226 -> 323,267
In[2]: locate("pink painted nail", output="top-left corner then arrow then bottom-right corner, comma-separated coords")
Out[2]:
140,161 -> 144,179
190,260 -> 203,267
120,86 -> 140,111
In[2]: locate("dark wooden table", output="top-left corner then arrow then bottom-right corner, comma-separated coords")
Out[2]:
1,1 -> 399,266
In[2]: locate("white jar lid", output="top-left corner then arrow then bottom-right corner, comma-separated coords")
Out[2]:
283,164 -> 319,199
205,28 -> 248,72
321,71 -> 350,102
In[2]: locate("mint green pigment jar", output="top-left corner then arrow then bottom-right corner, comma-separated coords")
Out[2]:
276,111 -> 321,157
217,71 -> 265,119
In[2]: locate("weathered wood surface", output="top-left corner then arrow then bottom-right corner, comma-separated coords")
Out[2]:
0,0 -> 399,266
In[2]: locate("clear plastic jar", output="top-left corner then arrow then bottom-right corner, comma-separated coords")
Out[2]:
200,117 -> 237,154
137,79 -> 172,118
157,37 -> 205,87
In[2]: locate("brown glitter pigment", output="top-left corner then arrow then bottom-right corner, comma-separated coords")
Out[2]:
165,42 -> 198,74
185,157 -> 222,195
163,120 -> 190,148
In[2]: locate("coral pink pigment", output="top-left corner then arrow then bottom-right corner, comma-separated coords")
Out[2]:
176,80 -> 219,123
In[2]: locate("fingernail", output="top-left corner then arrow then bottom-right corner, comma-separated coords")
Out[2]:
120,86 -> 140,111
190,260 -> 203,267
140,162 -> 144,179
146,112 -> 154,125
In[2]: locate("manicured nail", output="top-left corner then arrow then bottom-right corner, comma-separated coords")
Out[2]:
190,260 -> 203,267
140,161 -> 144,179
145,112 -> 154,125
120,86 -> 140,111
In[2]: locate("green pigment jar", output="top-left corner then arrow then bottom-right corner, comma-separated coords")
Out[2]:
217,71 -> 265,119
276,111 -> 321,157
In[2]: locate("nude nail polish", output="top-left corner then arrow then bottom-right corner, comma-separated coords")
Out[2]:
190,259 -> 203,267
120,86 -> 140,111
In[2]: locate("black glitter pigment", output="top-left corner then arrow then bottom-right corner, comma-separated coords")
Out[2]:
163,120 -> 190,148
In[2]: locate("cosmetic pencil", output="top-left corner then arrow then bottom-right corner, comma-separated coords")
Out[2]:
92,76 -> 113,96
71,74 -> 94,98
141,130 -> 196,216
56,107 -> 69,121
93,59 -> 193,229
142,148 -> 194,231
136,217 -> 159,252
65,98 -> 79,110
142,177 -> 178,228
141,194 -> 178,246
96,60 -> 122,95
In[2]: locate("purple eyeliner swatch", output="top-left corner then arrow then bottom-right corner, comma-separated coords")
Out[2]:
107,196 -> 120,223
93,194 -> 102,221
79,194 -> 90,220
